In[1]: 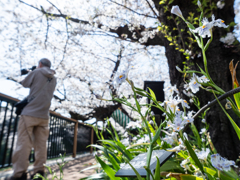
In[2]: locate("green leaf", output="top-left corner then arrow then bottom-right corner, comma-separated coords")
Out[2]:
80,164 -> 101,172
90,144 -> 110,158
151,123 -> 162,145
144,166 -> 155,180
184,139 -> 204,173
135,91 -> 147,97
222,168 -> 240,179
160,160 -> 184,172
203,167 -> 216,176
191,124 -> 202,149
108,154 -> 120,171
95,155 -> 121,180
110,122 -> 119,141
44,165 -> 52,174
178,151 -> 188,159
128,148 -> 147,153
220,172 -> 236,180
154,157 -> 160,180
148,87 -> 157,101
126,161 -> 144,180
106,129 -> 115,140
100,140 -> 132,160
180,174 -> 204,180
213,92 -> 240,140
134,87 -> 145,92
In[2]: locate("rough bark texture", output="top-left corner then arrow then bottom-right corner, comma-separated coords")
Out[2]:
154,0 -> 240,160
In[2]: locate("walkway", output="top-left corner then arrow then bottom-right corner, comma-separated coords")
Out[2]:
0,153 -> 97,180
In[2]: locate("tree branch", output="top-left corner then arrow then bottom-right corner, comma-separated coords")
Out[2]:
18,0 -> 165,47
109,0 -> 157,19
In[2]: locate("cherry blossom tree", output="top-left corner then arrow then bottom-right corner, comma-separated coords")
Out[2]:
1,0 -> 240,160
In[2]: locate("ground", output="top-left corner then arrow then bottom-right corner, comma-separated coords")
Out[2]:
0,154 -> 97,180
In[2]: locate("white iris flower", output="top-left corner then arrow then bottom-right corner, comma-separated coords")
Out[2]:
180,99 -> 190,109
211,154 -> 235,171
164,96 -> 181,113
126,120 -> 142,129
164,85 -> 179,97
192,17 -> 214,38
170,115 -> 185,132
192,15 -> 228,38
115,70 -> 129,86
198,75 -> 210,83
196,148 -> 210,161
183,111 -> 194,124
200,128 -> 207,134
180,158 -> 191,171
188,73 -> 201,93
162,131 -> 178,145
214,19 -> 228,28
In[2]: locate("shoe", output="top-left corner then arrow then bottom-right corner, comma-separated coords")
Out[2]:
9,172 -> 27,180
31,170 -> 45,180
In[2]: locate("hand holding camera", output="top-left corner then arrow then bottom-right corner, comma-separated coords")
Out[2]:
21,66 -> 36,75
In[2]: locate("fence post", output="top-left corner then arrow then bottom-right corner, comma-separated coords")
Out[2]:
90,128 -> 94,154
73,121 -> 78,158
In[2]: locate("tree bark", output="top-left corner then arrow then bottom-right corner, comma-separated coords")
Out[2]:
155,0 -> 240,160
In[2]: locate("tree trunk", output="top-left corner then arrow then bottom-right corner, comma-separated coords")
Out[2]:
155,0 -> 240,160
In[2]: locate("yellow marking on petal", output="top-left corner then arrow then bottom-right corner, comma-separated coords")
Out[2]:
202,25 -> 206,28
184,100 -> 187,103
194,81 -> 197,84
221,20 -> 224,23
177,127 -> 180,130
119,75 -> 123,78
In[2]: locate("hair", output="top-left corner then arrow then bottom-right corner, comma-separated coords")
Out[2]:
39,58 -> 51,68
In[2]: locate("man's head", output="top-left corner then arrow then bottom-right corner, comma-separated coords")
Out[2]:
38,58 -> 51,68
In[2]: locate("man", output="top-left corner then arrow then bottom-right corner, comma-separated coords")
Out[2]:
10,58 -> 57,180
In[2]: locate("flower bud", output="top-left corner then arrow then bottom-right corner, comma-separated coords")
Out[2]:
197,0 -> 202,8
171,5 -> 183,18
176,66 -> 183,72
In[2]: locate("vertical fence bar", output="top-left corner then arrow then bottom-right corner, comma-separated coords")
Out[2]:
72,121 -> 78,158
53,117 -> 57,158
56,118 -> 61,156
2,103 -> 14,167
9,115 -> 19,165
90,128 -> 94,154
0,102 -> 9,167
60,119 -> 63,155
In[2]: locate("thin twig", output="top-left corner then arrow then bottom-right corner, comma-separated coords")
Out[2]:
44,15 -> 49,49
145,0 -> 161,23
109,0 -> 156,19
19,0 -> 89,24
46,0 -> 62,14
183,87 -> 240,132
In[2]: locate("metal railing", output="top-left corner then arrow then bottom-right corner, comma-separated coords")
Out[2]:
0,93 -> 95,169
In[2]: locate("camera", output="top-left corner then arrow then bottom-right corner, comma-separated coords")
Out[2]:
21,66 -> 36,75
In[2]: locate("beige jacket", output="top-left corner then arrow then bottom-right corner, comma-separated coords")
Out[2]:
20,67 -> 57,119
